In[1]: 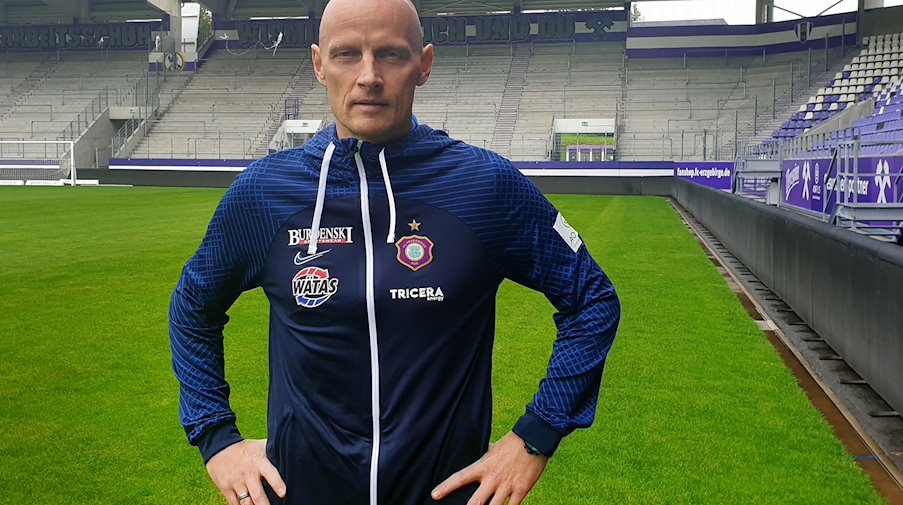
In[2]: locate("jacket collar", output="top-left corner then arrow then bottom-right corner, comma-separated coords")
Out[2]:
303,123 -> 456,167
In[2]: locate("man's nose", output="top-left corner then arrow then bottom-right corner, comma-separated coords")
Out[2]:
357,55 -> 383,88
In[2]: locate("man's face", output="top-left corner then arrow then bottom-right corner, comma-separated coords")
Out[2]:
312,2 -> 433,144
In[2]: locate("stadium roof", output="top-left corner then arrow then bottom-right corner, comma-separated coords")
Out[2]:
201,0 -> 629,18
0,0 -> 162,24
0,0 -> 632,24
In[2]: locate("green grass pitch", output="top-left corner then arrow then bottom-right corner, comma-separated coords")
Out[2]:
0,187 -> 885,504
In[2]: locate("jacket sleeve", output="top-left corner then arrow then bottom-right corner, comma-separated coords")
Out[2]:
169,171 -> 271,462
490,161 -> 621,457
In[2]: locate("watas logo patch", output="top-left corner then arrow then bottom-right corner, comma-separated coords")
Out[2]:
292,266 -> 339,308
395,235 -> 434,272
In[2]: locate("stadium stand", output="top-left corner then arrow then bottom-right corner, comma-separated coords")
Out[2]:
50,11 -> 870,166
512,41 -> 623,161
126,44 -> 517,159
749,32 -> 903,161
766,32 -> 903,145
0,41 -> 868,168
122,41 -> 841,163
125,41 -> 623,162
775,76 -> 903,159
124,48 -> 310,159
855,81 -> 903,156
0,51 -> 145,160
2,6 -> 896,169
229,42 -> 834,163
413,45 -> 510,151
0,54 -> 47,118
621,50 -> 848,161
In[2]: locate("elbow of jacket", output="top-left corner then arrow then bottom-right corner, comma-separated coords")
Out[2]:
596,285 -> 621,351
611,288 -> 622,328
601,281 -> 621,330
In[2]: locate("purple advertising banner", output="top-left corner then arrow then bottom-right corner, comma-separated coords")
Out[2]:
740,177 -> 770,198
782,156 -> 903,216
675,162 -> 734,191
782,158 -> 832,214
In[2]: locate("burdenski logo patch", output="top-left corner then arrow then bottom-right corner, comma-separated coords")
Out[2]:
395,235 -> 434,271
287,226 -> 353,246
292,266 -> 339,308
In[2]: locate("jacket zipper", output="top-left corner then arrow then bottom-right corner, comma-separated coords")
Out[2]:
354,151 -> 381,505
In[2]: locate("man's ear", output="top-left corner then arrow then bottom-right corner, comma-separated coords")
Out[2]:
417,43 -> 434,86
312,44 -> 327,86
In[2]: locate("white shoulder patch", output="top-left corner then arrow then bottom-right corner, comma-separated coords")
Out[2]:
553,212 -> 583,253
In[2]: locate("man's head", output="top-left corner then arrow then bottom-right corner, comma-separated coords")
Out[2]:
312,0 -> 433,144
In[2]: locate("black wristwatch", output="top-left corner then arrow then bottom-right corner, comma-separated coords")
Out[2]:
524,441 -> 542,456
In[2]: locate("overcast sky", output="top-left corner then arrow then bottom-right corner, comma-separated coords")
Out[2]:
634,0 -> 903,24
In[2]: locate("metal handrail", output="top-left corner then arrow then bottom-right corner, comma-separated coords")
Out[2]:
56,87 -> 110,141
110,73 -> 167,156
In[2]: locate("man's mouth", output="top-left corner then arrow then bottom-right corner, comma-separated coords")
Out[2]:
354,100 -> 388,107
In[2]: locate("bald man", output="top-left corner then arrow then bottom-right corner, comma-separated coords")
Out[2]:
169,0 -> 620,504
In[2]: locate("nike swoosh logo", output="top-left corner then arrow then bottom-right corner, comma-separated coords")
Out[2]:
294,249 -> 331,266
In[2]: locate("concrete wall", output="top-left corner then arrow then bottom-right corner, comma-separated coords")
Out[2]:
74,110 -> 116,169
861,5 -> 903,38
804,98 -> 874,138
87,171 -> 675,194
530,176 -> 672,196
96,169 -> 238,187
672,178 -> 903,417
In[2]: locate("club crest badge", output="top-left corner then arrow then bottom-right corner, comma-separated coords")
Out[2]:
292,266 -> 339,308
395,235 -> 434,272
795,21 -> 814,44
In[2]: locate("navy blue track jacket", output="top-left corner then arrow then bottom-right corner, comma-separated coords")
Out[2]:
169,124 -> 620,505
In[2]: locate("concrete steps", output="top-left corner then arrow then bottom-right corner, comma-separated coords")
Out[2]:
0,55 -> 61,123
489,44 -> 529,157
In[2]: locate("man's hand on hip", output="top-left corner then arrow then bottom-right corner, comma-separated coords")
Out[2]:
431,432 -> 548,505
206,439 -> 286,505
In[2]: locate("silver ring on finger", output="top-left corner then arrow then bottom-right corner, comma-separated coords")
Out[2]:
238,492 -> 251,502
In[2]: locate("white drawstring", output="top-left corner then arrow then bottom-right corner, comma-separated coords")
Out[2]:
308,142 -> 336,254
378,148 -> 396,244
310,143 -> 396,252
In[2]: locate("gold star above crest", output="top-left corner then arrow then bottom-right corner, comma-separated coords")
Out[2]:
408,219 -> 421,232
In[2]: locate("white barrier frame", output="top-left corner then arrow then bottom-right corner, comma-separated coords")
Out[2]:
0,140 -> 77,185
